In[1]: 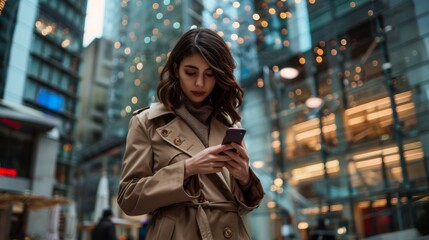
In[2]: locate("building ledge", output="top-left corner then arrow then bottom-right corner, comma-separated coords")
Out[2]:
0,99 -> 61,132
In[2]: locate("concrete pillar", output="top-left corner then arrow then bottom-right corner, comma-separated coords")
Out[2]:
27,128 -> 60,238
4,0 -> 38,104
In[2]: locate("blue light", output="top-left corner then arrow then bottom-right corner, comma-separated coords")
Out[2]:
36,88 -> 64,111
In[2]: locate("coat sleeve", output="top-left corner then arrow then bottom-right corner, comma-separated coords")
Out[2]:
117,114 -> 199,216
232,168 -> 265,215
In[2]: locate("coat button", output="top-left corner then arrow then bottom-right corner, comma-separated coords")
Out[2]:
198,196 -> 204,203
174,138 -> 182,146
161,129 -> 169,137
223,227 -> 233,239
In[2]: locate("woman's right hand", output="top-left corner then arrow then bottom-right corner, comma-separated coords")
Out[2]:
184,144 -> 233,178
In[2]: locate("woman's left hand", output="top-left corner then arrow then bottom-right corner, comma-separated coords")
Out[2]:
222,142 -> 250,185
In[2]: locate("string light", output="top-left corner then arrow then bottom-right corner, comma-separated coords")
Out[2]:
0,0 -> 7,15
116,0 -> 381,118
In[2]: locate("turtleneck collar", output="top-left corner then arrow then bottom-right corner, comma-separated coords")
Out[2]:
174,98 -> 214,147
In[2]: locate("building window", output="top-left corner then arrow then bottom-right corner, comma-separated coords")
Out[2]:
23,81 -> 37,99
0,123 -> 34,178
344,90 -> 417,143
28,58 -> 40,76
36,87 -> 65,111
32,36 -> 43,54
51,68 -> 60,86
40,64 -> 51,82
63,54 -> 71,69
348,140 -> 424,191
55,162 -> 69,185
60,75 -> 70,91
286,113 -> 337,158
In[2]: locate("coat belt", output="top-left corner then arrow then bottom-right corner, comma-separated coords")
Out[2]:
169,201 -> 238,240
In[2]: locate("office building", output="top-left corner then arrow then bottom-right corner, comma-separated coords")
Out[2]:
0,0 -> 87,238
75,37 -> 115,147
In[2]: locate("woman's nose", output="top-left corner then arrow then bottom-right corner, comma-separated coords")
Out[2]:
195,74 -> 204,87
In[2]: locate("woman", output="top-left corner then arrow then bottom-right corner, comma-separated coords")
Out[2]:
117,28 -> 264,240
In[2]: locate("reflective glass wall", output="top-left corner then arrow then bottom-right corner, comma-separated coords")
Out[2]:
243,0 -> 429,238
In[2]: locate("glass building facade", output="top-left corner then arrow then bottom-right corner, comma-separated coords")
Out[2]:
241,0 -> 429,239
17,0 -> 87,196
74,0 -> 429,239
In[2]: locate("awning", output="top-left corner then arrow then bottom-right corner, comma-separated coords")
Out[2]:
0,99 -> 60,132
0,192 -> 69,211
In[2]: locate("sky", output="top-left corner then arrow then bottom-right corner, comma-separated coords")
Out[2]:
83,0 -> 105,47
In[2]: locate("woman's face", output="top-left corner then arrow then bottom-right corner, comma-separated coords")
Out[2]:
177,53 -> 216,106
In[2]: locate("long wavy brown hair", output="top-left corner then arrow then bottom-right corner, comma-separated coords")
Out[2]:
157,28 -> 244,124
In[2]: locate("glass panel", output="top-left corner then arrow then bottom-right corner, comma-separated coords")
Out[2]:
94,85 -> 107,112
348,140 -> 423,192
55,162 -> 69,184
308,1 -> 331,31
51,69 -> 60,86
286,113 -> 337,158
407,160 -> 427,187
64,96 -> 74,114
23,80 -> 37,99
32,36 -> 43,54
102,66 -> 112,79
63,53 -> 71,69
289,159 -> 340,188
28,58 -> 40,76
43,43 -> 51,59
61,75 -> 69,91
58,2 -> 66,18
344,90 -> 417,143
390,36 -> 429,74
40,64 -> 50,81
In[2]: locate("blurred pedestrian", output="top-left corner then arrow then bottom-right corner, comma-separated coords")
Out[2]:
91,209 -> 116,240
415,202 -> 429,236
310,218 -> 336,240
117,28 -> 265,239
138,215 -> 150,240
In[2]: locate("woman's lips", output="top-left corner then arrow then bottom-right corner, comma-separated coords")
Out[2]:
191,91 -> 206,96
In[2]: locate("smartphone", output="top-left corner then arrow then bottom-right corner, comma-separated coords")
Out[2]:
222,128 -> 246,145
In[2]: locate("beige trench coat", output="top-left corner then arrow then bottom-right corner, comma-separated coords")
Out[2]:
117,103 -> 265,240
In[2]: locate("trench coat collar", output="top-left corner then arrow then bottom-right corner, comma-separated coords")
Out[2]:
149,102 -> 232,190
147,102 -> 174,120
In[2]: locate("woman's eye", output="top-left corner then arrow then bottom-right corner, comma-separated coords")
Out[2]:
206,72 -> 214,77
185,71 -> 196,76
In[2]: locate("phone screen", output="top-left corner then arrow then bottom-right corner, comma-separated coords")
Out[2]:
222,128 -> 246,145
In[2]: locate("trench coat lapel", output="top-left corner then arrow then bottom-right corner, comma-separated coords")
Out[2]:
156,117 -> 206,156
148,102 -> 206,156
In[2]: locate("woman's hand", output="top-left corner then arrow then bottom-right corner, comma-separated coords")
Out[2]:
222,142 -> 250,185
184,144 -> 232,178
